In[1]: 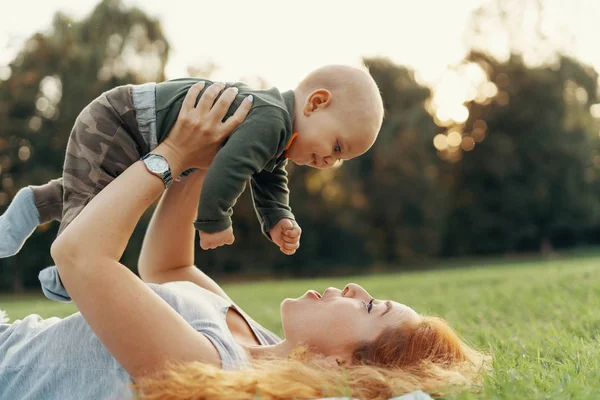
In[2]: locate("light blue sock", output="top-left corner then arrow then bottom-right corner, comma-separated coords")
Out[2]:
39,266 -> 71,303
0,187 -> 40,257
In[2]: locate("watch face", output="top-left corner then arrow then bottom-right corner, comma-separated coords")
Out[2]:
147,156 -> 168,173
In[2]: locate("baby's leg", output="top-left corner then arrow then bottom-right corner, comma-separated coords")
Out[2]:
40,85 -> 141,300
32,178 -> 64,224
58,87 -> 141,234
0,178 -> 64,258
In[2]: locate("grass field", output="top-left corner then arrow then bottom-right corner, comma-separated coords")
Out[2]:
1,252 -> 600,399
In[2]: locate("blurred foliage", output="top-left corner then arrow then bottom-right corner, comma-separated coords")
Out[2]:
1,0 -> 600,292
0,0 -> 169,290
441,51 -> 600,255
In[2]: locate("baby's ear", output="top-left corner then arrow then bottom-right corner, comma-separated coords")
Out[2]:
304,89 -> 332,115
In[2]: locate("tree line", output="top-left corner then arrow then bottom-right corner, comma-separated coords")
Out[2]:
1,0 -> 599,291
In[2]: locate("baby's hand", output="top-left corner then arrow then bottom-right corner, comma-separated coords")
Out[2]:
199,227 -> 235,250
269,218 -> 302,255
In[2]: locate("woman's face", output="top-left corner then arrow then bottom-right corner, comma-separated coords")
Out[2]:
281,283 -> 419,360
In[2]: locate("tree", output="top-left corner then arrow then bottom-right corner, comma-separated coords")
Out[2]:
436,0 -> 600,255
441,51 -> 600,255
0,0 -> 169,291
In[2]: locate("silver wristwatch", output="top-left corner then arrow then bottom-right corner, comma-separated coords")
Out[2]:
141,153 -> 173,188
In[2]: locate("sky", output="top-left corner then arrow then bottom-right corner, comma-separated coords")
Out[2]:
1,0 -> 489,89
1,0 -> 599,102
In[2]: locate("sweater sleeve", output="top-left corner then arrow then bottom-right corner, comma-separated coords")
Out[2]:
250,159 -> 295,241
193,108 -> 287,233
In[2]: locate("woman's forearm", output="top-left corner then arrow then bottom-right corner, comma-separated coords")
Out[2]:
139,171 -> 205,276
54,161 -> 165,262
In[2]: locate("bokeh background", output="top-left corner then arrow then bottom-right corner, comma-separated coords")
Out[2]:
2,0 -> 600,292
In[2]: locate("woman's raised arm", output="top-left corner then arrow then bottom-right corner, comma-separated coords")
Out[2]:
50,82 -> 252,379
138,170 -> 234,303
137,81 -> 252,301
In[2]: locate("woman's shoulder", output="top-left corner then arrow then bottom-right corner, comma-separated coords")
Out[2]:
147,281 -> 251,369
148,281 -> 230,315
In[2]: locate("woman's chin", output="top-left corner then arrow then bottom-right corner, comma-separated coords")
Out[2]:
280,297 -> 303,316
281,297 -> 294,310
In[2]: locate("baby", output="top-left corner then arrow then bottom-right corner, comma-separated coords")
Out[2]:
0,65 -> 384,258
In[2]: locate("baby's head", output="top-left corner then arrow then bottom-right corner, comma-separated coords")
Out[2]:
286,65 -> 384,168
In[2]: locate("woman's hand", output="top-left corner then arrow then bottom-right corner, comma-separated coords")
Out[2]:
154,81 -> 253,176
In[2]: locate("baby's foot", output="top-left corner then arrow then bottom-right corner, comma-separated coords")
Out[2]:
0,187 -> 40,257
39,266 -> 71,302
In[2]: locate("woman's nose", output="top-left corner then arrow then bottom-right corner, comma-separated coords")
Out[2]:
323,287 -> 342,297
342,283 -> 368,298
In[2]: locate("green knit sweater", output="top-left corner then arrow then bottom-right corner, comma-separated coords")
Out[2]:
155,79 -> 296,239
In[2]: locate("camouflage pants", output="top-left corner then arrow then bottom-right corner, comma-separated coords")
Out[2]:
32,85 -> 149,234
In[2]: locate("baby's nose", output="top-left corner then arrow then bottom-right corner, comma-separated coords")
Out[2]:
323,155 -> 336,165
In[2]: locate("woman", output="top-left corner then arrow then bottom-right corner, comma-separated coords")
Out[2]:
0,84 -> 488,400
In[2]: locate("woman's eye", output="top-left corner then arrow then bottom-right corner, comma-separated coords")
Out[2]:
366,299 -> 374,314
334,142 -> 341,153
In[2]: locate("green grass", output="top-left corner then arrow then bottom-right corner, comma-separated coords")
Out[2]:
2,253 -> 600,399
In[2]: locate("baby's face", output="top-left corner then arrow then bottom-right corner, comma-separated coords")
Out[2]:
286,109 -> 375,169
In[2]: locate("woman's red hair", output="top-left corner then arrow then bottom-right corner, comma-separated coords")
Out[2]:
136,316 -> 489,400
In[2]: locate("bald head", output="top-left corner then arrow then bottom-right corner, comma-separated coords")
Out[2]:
296,65 -> 384,154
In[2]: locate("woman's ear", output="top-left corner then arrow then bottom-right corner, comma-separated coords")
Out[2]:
303,89 -> 332,116
324,355 -> 350,367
